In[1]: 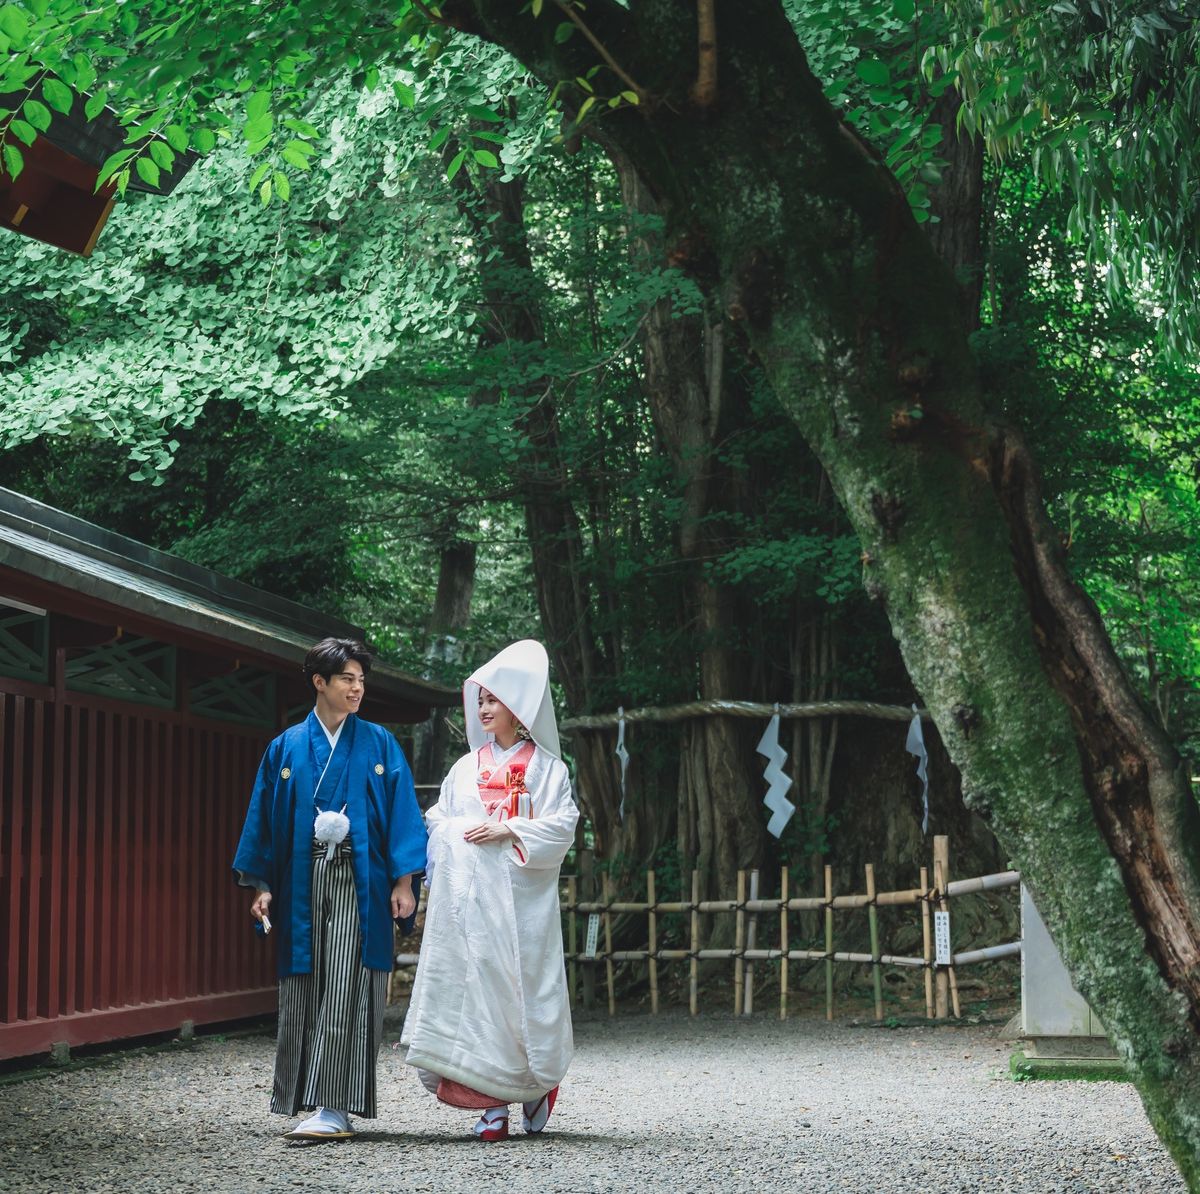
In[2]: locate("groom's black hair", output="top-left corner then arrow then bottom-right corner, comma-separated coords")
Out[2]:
303,637 -> 372,691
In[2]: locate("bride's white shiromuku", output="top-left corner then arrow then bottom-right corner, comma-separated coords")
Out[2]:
401,640 -> 579,1106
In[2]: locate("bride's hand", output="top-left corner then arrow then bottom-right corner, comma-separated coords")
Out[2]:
463,821 -> 514,845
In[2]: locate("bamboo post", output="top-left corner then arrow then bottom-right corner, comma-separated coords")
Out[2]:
934,854 -> 963,1019
734,870 -> 746,1016
567,875 -> 578,1009
865,863 -> 883,1022
931,840 -> 960,1017
647,868 -> 659,1015
824,864 -> 834,1022
777,864 -> 787,1022
743,869 -> 759,1016
920,865 -> 934,1020
580,849 -> 596,1009
689,869 -> 700,1016
602,871 -> 616,1017
933,836 -> 949,1019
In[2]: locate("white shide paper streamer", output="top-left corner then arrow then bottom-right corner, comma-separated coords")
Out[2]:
615,705 -> 630,824
905,704 -> 930,834
755,709 -> 795,838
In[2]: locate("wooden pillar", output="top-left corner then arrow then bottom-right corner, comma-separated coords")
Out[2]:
920,864 -> 934,1020
601,871 -> 615,1017
567,875 -> 578,1008
580,849 -> 596,1009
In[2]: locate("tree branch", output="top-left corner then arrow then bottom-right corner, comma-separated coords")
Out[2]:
410,1 -> 454,29
552,0 -> 646,100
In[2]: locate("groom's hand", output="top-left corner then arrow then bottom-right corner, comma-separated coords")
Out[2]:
391,875 -> 416,919
250,891 -> 272,923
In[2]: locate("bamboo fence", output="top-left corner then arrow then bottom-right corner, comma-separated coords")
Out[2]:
562,834 -> 1021,1020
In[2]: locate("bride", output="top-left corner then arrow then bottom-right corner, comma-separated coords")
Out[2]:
401,640 -> 579,1140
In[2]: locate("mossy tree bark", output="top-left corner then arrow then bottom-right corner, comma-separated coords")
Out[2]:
442,1 -> 1200,1180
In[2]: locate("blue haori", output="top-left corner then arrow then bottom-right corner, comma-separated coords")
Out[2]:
232,711 -> 428,977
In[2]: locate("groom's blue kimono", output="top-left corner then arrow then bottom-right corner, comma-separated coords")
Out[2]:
232,711 -> 427,977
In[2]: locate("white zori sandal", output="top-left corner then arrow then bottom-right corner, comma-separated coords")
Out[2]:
286,1107 -> 355,1140
521,1086 -> 559,1134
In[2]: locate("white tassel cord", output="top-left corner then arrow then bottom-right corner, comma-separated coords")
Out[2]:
314,805 -> 350,860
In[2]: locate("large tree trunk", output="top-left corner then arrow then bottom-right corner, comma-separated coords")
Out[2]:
450,147 -> 625,851
925,92 -> 985,328
411,520 -> 476,784
443,2 -> 1200,1180
618,156 -> 766,906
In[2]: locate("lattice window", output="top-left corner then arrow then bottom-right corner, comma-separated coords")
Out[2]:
0,602 -> 49,682
189,668 -> 277,728
66,636 -> 176,708
284,702 -> 313,728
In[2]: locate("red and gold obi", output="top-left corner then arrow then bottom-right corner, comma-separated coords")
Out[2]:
476,740 -> 536,822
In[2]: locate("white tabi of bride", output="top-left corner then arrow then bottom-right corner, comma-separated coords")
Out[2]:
401,640 -> 579,1137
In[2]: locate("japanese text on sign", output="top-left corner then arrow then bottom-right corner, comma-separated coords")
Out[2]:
934,909 -> 951,965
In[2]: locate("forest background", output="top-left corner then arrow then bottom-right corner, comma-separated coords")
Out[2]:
0,0 -> 1197,959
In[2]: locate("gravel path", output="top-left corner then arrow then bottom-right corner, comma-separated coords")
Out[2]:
0,1011 -> 1184,1193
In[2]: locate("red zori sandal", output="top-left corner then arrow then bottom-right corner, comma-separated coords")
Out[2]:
473,1106 -> 509,1141
521,1086 -> 559,1134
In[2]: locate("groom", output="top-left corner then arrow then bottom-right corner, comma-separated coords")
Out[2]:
233,637 -> 427,1140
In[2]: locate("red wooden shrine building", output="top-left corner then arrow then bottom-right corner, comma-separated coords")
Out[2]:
0,487 -> 456,1059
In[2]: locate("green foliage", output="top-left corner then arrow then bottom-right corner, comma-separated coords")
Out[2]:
789,1 -> 1200,349
0,63 -> 493,471
787,0 -> 960,222
2,42 -> 870,701
0,0 -> 1194,777
926,0 -> 1200,352
0,0 -> 429,195
976,166 -> 1200,756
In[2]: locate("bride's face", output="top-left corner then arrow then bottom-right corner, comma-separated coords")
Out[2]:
478,688 -> 519,737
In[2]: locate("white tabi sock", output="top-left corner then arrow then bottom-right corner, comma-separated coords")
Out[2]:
295,1107 -> 351,1134
472,1106 -> 509,1136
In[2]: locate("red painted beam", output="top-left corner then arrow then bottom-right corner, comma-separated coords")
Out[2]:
0,987 -> 277,1059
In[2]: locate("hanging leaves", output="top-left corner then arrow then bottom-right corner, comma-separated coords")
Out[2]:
41,77 -> 73,114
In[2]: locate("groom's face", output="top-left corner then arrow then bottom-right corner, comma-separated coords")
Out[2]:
314,659 -> 365,718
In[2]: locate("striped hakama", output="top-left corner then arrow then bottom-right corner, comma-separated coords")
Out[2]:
271,839 -> 389,1118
